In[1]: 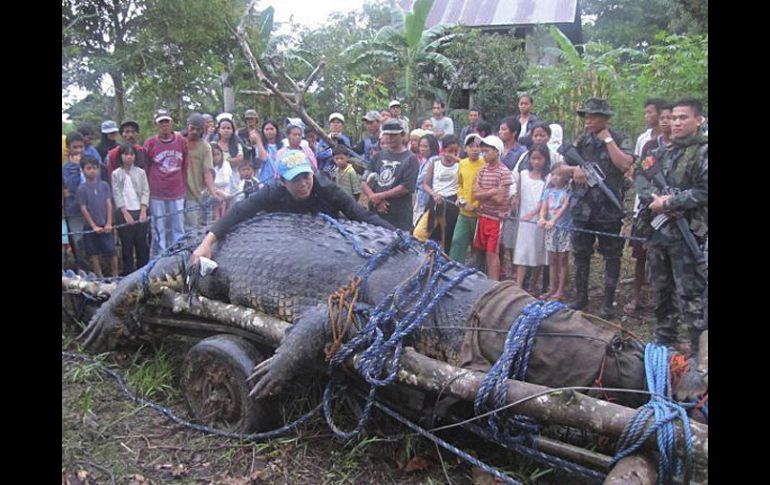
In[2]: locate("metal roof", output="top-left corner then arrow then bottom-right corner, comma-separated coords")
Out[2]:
400,0 -> 579,28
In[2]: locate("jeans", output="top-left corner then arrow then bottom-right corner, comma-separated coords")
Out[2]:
150,198 -> 185,255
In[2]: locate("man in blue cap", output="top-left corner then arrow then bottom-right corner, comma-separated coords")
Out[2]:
190,149 -> 394,264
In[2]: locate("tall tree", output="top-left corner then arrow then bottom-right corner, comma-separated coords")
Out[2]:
62,0 -> 147,122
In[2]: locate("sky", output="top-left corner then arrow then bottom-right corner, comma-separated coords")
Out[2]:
261,0 -> 368,29
63,0 -> 369,121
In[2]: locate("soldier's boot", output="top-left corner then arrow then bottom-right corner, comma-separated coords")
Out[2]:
599,258 -> 621,319
569,257 -> 590,311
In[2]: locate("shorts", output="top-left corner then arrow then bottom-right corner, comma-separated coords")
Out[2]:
473,216 -> 501,253
82,227 -> 116,257
545,226 -> 571,253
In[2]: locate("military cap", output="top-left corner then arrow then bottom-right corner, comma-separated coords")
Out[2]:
576,97 -> 614,117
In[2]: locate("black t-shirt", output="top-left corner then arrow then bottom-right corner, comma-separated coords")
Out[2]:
210,175 -> 395,239
368,149 -> 419,231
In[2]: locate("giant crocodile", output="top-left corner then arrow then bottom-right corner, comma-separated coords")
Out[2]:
79,212 -> 707,408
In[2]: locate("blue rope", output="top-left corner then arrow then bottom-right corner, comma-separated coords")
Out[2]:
324,236 -> 478,439
317,213 -> 370,258
474,300 -> 567,443
611,344 -> 694,484
457,419 -> 607,482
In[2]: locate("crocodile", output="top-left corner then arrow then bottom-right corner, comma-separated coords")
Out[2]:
78,212 -> 707,408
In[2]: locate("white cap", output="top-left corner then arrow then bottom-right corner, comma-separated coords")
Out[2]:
329,112 -> 345,123
216,112 -> 234,123
464,133 -> 482,146
479,135 -> 504,154
389,100 -> 401,108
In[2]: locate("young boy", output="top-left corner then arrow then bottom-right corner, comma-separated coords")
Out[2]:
449,134 -> 485,265
77,156 -> 119,277
234,162 -> 260,203
471,136 -> 512,281
333,144 -> 362,201
63,132 -> 88,269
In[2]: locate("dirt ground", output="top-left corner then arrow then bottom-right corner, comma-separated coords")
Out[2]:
62,250 -> 658,485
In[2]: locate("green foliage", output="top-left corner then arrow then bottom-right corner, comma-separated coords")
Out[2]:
521,27 -> 707,138
340,74 -> 391,140
444,28 -> 528,126
126,346 -> 177,401
583,0 -> 708,47
341,0 -> 456,122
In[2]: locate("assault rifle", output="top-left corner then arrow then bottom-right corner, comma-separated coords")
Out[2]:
639,157 -> 707,267
558,142 -> 627,215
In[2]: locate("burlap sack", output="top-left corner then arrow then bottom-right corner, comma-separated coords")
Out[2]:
459,281 -> 646,408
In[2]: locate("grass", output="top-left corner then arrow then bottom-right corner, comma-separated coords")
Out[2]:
125,344 -> 178,401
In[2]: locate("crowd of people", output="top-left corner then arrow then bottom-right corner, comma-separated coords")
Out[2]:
62,94 -> 707,352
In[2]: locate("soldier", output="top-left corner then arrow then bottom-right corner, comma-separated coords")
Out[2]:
633,98 -> 708,353
565,98 -> 634,318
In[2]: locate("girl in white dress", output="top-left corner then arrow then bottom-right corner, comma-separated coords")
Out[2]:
513,144 -> 551,291
211,144 -> 236,220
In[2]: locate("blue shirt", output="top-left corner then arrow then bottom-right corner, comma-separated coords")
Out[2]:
62,161 -> 84,217
76,180 -> 113,226
541,187 -> 572,227
316,134 -> 352,173
501,144 -> 527,171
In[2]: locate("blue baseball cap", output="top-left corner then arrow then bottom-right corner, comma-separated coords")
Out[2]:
278,149 -> 314,181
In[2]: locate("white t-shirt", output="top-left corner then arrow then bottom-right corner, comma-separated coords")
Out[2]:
214,161 -> 236,196
430,116 -> 455,137
634,129 -> 652,157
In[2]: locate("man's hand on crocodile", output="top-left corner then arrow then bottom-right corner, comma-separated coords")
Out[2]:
190,232 -> 217,266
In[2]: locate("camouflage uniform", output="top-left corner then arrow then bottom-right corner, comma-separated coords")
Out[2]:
633,133 -> 708,351
567,98 -> 634,317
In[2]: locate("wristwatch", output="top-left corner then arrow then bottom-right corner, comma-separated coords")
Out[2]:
603,136 -> 614,145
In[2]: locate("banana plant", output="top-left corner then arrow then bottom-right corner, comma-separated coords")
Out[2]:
340,0 -> 456,122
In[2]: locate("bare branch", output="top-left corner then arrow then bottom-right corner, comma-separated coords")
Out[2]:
234,2 -> 334,146
302,58 -> 326,93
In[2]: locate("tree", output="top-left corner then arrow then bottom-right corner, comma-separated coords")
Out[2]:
582,0 -> 707,47
62,0 -> 148,122
443,28 -> 528,126
341,0 -> 456,122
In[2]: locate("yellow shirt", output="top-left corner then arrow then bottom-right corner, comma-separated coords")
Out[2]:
62,135 -> 67,164
457,156 -> 485,217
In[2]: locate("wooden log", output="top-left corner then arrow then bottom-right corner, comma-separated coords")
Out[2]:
603,454 -> 657,485
61,278 -> 708,468
62,277 -> 116,300
394,350 -> 707,468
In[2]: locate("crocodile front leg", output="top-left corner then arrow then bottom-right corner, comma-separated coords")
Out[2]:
79,256 -> 187,351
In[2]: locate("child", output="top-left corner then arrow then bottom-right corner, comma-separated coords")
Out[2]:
449,134 -> 485,265
63,132 -> 88,270
111,143 -> 151,275
277,122 -> 319,173
538,163 -> 572,301
332,145 -> 362,201
77,156 -> 118,277
512,144 -> 550,291
415,135 -> 461,254
211,143 -> 235,220
471,136 -> 512,281
234,162 -> 260,203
